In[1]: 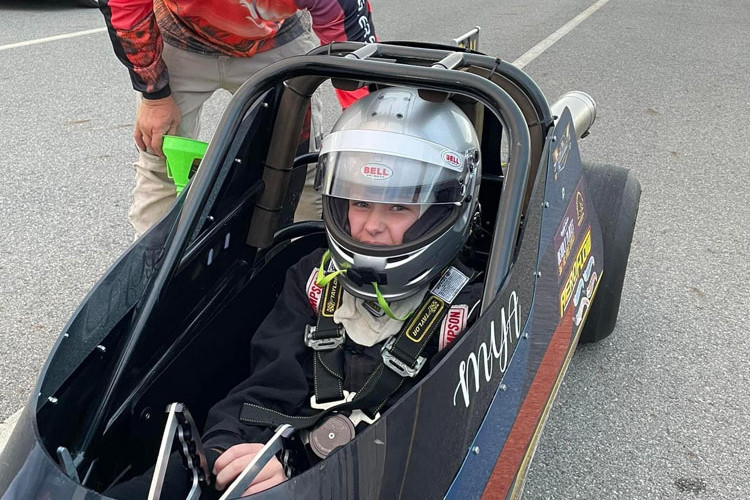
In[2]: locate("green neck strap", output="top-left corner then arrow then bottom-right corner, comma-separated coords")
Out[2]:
317,250 -> 412,322
316,250 -> 346,287
372,282 -> 412,321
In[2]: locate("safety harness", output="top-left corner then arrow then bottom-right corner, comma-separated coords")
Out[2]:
239,255 -> 474,433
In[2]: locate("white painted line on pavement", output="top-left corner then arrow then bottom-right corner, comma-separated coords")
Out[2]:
0,408 -> 24,453
512,0 -> 613,69
0,27 -> 107,52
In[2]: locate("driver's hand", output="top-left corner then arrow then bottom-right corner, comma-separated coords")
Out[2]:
213,443 -> 287,495
135,96 -> 181,157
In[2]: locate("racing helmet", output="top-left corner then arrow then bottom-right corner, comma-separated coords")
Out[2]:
318,87 -> 481,301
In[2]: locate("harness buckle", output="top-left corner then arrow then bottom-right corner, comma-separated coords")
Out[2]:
381,337 -> 426,378
310,390 -> 351,410
304,324 -> 345,350
349,409 -> 380,426
344,392 -> 381,425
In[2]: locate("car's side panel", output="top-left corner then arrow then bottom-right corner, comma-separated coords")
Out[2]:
444,108 -> 605,499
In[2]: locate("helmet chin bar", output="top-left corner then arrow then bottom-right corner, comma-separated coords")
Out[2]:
345,267 -> 388,287
326,232 -> 450,302
323,194 -> 471,303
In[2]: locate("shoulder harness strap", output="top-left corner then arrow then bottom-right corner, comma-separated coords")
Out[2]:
240,262 -> 475,431
305,275 -> 346,405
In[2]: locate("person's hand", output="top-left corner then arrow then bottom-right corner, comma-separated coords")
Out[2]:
213,443 -> 287,496
135,96 -> 181,157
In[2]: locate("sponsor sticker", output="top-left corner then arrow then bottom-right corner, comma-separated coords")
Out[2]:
431,266 -> 470,303
439,304 -> 468,351
363,300 -> 385,317
555,217 -> 576,277
559,226 -> 592,317
442,150 -> 463,169
586,271 -> 598,298
576,191 -> 585,225
574,257 -> 597,308
321,278 -> 341,317
360,164 -> 392,180
552,124 -> 572,181
305,269 -> 323,313
574,296 -> 590,326
573,277 -> 586,308
572,260 -> 598,326
405,297 -> 444,343
555,179 -> 588,279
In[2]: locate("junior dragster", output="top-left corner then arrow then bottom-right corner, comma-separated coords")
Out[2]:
0,31 -> 640,500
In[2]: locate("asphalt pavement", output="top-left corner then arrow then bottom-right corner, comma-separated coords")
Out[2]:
1,0 -> 748,498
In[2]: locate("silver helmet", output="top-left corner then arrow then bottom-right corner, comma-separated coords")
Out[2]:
318,87 -> 481,301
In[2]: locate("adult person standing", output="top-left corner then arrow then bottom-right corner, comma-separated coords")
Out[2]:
98,0 -> 376,237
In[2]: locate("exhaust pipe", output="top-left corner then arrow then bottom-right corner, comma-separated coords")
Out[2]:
550,91 -> 596,139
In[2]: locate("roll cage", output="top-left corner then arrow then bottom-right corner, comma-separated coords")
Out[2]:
35,40 -> 556,491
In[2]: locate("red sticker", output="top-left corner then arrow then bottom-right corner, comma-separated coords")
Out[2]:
360,164 -> 392,180
306,269 -> 323,313
442,150 -> 462,168
439,305 -> 468,350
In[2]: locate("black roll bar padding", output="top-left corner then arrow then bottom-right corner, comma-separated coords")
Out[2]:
246,75 -> 327,248
79,45 -> 534,458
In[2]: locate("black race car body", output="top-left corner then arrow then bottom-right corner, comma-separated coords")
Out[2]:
0,38 -> 640,500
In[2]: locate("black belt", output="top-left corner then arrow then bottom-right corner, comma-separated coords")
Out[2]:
305,276 -> 346,405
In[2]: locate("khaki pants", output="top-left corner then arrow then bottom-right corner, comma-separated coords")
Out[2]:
130,29 -> 323,237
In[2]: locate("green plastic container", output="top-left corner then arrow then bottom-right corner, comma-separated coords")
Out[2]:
162,135 -> 209,194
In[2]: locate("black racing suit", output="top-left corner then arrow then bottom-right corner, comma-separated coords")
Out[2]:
107,248 -> 482,499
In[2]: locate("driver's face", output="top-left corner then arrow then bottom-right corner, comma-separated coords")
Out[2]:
348,200 -> 420,246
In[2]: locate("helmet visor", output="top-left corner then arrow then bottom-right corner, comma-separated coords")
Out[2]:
318,130 -> 466,205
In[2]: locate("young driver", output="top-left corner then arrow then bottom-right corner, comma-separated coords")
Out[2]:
108,86 -> 484,498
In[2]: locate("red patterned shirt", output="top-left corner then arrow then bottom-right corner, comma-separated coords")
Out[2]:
99,0 -> 376,101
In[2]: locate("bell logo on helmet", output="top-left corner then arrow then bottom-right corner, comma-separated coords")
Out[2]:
361,164 -> 393,180
442,150 -> 463,168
